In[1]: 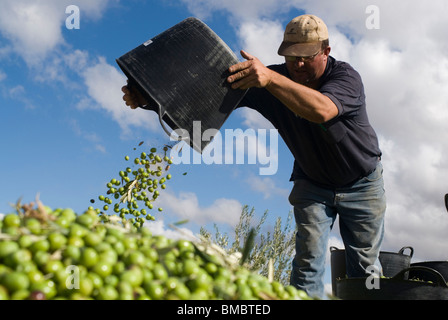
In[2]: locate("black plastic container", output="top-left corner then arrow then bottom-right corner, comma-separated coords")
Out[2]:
330,247 -> 346,297
116,17 -> 248,153
409,261 -> 448,283
330,246 -> 414,297
336,266 -> 448,300
379,246 -> 414,279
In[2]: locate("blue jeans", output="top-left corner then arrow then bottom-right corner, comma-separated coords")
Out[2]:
288,162 -> 386,298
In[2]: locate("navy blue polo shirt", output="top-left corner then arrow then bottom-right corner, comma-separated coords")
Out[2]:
239,56 -> 382,188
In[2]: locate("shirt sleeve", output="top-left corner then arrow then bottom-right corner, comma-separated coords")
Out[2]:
319,63 -> 365,118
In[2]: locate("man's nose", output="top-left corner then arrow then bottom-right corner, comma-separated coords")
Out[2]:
294,59 -> 305,67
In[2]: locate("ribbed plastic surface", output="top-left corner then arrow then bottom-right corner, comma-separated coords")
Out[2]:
117,17 -> 247,153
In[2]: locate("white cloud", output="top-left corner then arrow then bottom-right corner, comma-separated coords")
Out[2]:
7,85 -> 35,109
157,190 -> 243,226
180,0 -> 291,22
144,219 -> 198,241
245,174 -> 289,200
0,0 -> 113,65
0,1 -> 63,65
69,119 -> 107,154
81,56 -> 160,135
234,108 -> 275,130
237,19 -> 285,65
26,47 -> 163,136
64,49 -> 90,71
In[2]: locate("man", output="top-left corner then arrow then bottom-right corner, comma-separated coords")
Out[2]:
122,14 -> 386,299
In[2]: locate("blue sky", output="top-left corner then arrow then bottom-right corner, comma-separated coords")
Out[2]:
2,0 -> 448,295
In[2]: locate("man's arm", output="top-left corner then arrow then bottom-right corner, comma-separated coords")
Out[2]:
227,50 -> 338,124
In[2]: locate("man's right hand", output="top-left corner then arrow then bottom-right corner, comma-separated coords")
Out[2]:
121,84 -> 148,109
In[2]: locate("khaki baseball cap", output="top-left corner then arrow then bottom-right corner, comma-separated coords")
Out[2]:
278,14 -> 329,57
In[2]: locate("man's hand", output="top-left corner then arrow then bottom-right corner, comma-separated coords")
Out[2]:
227,50 -> 274,90
121,83 -> 148,109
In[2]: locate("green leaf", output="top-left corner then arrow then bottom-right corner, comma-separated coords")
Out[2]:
172,219 -> 189,226
240,228 -> 256,266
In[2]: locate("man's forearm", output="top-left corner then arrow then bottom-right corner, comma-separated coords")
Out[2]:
266,70 -> 339,124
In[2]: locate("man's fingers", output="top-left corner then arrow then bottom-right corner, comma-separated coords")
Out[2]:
228,68 -> 250,83
122,84 -> 142,109
240,50 -> 255,61
230,74 -> 258,90
229,59 -> 252,74
126,99 -> 139,109
228,51 -> 256,80
228,63 -> 242,74
123,93 -> 134,103
232,79 -> 255,90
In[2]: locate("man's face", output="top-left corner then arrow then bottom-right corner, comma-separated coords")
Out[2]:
285,46 -> 331,87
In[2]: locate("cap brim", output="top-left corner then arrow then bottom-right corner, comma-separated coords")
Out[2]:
277,41 -> 322,57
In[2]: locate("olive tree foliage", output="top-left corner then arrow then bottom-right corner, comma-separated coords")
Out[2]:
199,205 -> 297,286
